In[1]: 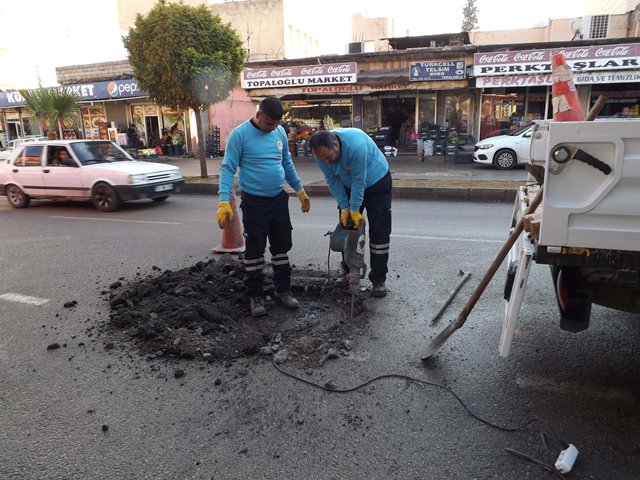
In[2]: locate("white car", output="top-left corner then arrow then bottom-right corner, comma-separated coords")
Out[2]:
473,124 -> 533,170
0,140 -> 184,211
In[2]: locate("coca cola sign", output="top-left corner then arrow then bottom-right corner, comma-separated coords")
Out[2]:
242,62 -> 358,88
473,43 -> 640,76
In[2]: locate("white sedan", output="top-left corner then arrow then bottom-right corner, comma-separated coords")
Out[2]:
473,124 -> 533,170
0,140 -> 184,211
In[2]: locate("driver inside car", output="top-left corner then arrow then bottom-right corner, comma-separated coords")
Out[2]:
50,148 -> 72,167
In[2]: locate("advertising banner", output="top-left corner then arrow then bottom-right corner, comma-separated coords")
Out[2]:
0,79 -> 146,108
242,62 -> 357,89
473,43 -> 640,76
409,60 -> 466,81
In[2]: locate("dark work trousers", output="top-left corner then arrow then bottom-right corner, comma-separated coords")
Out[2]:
341,171 -> 392,284
240,190 -> 293,298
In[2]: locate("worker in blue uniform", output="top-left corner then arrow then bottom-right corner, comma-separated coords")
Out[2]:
217,97 -> 311,317
309,128 -> 391,298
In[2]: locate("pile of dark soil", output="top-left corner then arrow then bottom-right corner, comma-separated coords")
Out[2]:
102,255 -> 368,367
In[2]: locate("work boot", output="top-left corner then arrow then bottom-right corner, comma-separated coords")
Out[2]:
275,291 -> 299,309
250,297 -> 267,317
371,282 -> 387,298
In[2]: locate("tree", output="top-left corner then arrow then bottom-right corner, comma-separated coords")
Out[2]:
461,0 -> 479,32
123,0 -> 245,177
20,87 -> 80,140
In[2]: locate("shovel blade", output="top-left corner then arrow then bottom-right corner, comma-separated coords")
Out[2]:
421,316 -> 464,360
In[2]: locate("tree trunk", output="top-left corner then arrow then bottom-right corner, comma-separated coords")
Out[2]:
194,107 -> 208,178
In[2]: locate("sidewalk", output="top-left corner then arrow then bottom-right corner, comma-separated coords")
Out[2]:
157,154 -> 528,202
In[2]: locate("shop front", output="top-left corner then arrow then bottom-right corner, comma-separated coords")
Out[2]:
0,79 -> 191,155
473,41 -> 640,140
241,52 -> 476,156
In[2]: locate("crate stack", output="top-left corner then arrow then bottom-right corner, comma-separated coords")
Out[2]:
206,126 -> 221,158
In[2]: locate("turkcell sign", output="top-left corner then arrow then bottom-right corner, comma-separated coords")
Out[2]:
242,62 -> 357,89
409,60 -> 466,81
0,79 -> 146,107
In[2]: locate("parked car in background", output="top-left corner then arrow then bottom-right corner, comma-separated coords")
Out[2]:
0,136 -> 46,160
0,140 -> 184,211
473,124 -> 533,170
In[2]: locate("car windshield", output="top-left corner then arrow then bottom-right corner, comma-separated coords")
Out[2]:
70,141 -> 132,165
509,123 -> 534,136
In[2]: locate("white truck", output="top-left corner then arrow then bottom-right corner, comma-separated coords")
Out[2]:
500,119 -> 640,356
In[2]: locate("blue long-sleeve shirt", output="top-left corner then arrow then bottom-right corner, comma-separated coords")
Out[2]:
218,120 -> 303,201
314,128 -> 389,211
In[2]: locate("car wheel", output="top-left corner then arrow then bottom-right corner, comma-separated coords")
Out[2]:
92,183 -> 122,212
6,184 -> 31,208
493,149 -> 517,170
152,195 -> 169,203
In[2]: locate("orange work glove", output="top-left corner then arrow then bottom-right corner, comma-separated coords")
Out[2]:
216,201 -> 233,229
296,189 -> 310,213
340,209 -> 351,228
351,211 -> 365,228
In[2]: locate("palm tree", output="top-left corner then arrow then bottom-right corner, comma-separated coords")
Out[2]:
49,87 -> 80,139
19,87 -> 80,139
19,88 -> 54,139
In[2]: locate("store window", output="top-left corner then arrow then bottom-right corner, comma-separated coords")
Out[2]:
590,85 -> 640,118
362,97 -> 378,131
526,89 -> 548,123
82,106 -> 107,140
417,94 -> 436,138
444,94 -> 471,142
479,92 -> 525,140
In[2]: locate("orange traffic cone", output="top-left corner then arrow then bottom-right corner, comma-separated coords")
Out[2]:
551,53 -> 585,122
212,184 -> 244,254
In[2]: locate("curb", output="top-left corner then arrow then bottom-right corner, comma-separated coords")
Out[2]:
179,182 -> 517,203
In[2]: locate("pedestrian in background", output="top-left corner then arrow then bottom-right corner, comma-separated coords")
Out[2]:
309,128 -> 392,297
126,123 -> 137,149
216,96 -> 311,317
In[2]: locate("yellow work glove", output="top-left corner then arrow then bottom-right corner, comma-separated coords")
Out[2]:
216,201 -> 233,229
340,209 -> 351,228
351,211 -> 365,228
296,190 -> 310,213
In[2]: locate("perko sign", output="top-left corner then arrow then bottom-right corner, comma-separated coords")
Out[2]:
241,62 -> 357,89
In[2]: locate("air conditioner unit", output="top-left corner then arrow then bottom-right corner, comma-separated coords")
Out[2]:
582,15 -> 609,39
348,42 -> 364,54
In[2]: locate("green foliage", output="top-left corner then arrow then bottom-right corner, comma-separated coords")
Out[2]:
19,87 -> 80,139
461,0 -> 479,32
123,0 -> 245,112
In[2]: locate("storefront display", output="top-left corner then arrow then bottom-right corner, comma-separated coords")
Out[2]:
82,106 -> 107,140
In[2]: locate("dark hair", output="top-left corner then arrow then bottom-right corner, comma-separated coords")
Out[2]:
309,130 -> 337,150
259,96 -> 284,120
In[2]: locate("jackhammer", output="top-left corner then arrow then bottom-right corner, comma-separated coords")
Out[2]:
329,220 -> 366,319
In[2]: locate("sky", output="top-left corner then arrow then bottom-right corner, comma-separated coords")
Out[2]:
0,0 -> 617,90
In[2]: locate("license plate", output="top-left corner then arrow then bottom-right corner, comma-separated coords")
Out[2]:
154,184 -> 173,192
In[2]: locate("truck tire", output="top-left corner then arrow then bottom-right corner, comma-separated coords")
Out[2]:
551,265 -> 592,332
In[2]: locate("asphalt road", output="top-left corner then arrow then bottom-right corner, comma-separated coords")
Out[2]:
0,195 -> 638,479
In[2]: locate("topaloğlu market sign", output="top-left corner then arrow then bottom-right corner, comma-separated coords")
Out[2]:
473,43 -> 640,87
241,62 -> 357,89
